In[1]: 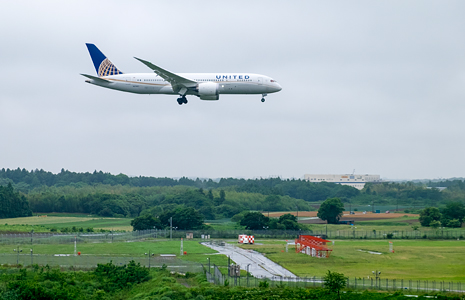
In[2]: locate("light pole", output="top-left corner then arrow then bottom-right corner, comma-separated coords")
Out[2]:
145,251 -> 154,268
372,270 -> 381,287
170,217 -> 173,240
30,249 -> 33,266
13,245 -> 22,265
207,257 -> 210,273
247,264 -> 251,287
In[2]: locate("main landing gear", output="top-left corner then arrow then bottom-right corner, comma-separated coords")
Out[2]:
177,96 -> 188,105
261,93 -> 267,103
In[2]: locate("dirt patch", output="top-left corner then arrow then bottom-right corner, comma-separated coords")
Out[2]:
267,211 -> 417,218
266,211 -> 418,224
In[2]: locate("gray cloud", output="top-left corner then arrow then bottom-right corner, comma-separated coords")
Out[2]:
1,0 -> 464,180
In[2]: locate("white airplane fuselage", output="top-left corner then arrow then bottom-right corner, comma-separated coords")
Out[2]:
85,73 -> 281,97
82,44 -> 282,104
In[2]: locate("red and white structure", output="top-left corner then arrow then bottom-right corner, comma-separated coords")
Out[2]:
238,234 -> 254,244
295,235 -> 332,258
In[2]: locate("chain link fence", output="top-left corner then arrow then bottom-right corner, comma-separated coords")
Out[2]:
0,253 -> 202,274
205,265 -> 464,294
0,228 -> 463,246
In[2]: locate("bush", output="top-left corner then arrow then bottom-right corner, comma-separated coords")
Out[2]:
94,260 -> 150,292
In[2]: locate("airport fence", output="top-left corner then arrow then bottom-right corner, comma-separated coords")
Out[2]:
0,253 -> 202,274
0,228 -> 463,246
205,264 -> 465,294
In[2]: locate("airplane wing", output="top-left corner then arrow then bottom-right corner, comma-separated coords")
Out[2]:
134,57 -> 198,91
80,73 -> 111,83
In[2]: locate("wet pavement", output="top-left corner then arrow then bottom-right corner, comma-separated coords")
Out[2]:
202,242 -> 296,278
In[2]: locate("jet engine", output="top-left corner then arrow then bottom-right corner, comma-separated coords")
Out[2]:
197,82 -> 219,100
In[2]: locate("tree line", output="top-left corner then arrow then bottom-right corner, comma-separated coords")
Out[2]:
2,168 -> 465,223
0,183 -> 32,218
3,168 -> 464,206
419,202 -> 465,228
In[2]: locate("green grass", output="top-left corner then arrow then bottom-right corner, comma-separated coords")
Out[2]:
0,216 -> 132,232
239,239 -> 465,281
0,240 -> 233,267
306,221 -> 465,234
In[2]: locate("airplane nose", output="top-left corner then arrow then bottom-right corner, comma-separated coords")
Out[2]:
275,83 -> 282,92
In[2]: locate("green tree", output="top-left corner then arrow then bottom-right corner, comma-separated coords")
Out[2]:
239,212 -> 269,230
440,202 -> 465,227
430,220 -> 441,228
317,198 -> 344,224
159,206 -> 205,230
0,183 -> 32,218
130,215 -> 162,231
218,189 -> 226,205
419,207 -> 441,227
323,270 -> 346,299
278,213 -> 300,230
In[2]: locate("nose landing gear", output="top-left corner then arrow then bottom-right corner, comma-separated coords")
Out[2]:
261,93 -> 267,103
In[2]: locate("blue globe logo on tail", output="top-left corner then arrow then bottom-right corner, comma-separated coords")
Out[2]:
86,43 -> 123,77
98,58 -> 122,77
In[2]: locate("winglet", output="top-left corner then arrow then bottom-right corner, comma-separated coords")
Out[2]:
86,43 -> 123,76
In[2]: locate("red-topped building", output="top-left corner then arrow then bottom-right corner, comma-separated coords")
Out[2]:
295,235 -> 332,258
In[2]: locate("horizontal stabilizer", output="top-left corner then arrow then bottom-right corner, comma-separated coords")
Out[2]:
80,73 -> 111,83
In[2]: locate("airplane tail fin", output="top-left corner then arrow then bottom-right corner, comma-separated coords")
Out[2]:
86,43 -> 123,76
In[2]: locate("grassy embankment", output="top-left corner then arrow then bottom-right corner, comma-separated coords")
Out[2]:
0,214 -> 132,232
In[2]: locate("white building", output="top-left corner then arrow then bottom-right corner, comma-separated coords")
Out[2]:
303,174 -> 381,190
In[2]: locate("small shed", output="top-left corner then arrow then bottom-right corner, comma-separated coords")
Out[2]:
295,235 -> 332,258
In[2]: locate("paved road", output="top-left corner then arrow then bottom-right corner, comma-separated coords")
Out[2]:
202,242 -> 296,278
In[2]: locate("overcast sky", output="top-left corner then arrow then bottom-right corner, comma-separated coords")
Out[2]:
1,1 -> 464,180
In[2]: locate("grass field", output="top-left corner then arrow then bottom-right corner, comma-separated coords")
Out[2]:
1,214 -> 464,282
0,240 -> 231,268
0,215 -> 132,232
239,239 -> 465,281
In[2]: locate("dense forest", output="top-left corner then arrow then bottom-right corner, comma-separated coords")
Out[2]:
0,168 -> 464,220
0,183 -> 32,218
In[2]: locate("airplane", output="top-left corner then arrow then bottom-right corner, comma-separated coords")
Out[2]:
81,43 -> 282,105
